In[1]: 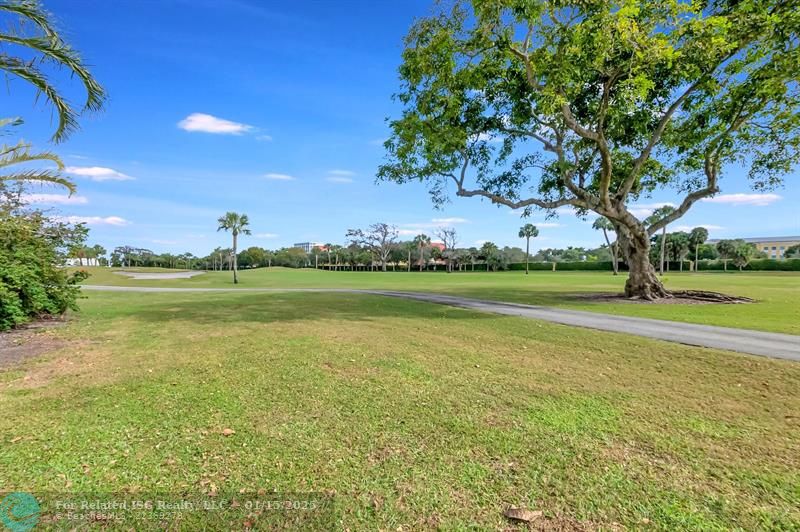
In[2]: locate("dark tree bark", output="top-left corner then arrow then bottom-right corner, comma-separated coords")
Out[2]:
618,225 -> 669,300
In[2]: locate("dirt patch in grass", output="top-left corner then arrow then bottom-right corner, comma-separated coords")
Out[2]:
0,320 -> 68,368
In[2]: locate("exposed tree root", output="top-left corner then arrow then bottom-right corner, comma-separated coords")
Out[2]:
667,290 -> 754,303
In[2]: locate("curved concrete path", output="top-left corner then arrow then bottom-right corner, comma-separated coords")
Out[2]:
80,285 -> 800,361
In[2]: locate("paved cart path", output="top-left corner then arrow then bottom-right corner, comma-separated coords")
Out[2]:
81,285 -> 800,361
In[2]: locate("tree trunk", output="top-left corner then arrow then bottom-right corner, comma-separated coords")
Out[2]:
619,226 -> 669,300
407,250 -> 411,272
232,233 -> 238,284
525,237 -> 530,275
659,227 -> 666,276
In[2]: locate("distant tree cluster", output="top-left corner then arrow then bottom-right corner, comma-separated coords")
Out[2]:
714,239 -> 764,271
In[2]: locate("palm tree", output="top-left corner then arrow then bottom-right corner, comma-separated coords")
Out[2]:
402,241 -> 415,272
480,241 -> 500,271
648,206 -> 675,276
518,224 -> 539,275
592,217 -> 619,275
689,227 -> 709,271
1,140 -> 74,193
467,247 -> 478,271
217,212 -> 251,284
0,1 -> 106,143
324,243 -> 333,270
412,234 -> 430,272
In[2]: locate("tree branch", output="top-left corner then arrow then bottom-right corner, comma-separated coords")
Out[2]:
618,47 -> 745,201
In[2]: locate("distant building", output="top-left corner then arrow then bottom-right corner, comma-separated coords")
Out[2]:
708,236 -> 800,259
65,258 -> 101,267
293,242 -> 325,253
429,241 -> 446,252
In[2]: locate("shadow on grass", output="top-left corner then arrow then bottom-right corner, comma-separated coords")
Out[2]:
103,291 -> 499,327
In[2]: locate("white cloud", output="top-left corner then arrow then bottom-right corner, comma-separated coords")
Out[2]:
328,169 -> 356,177
254,232 -> 279,239
673,224 -> 724,232
474,239 -> 489,246
529,222 -> 561,228
177,113 -> 253,135
431,217 -> 469,224
57,215 -> 130,226
701,193 -> 781,207
21,193 -> 88,205
255,134 -> 273,142
264,173 -> 295,181
397,218 -> 471,235
325,176 -> 353,184
65,166 -> 134,181
628,201 -> 676,218
471,132 -> 502,143
68,154 -> 89,160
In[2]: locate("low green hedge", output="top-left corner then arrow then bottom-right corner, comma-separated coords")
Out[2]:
696,258 -> 800,271
317,258 -> 800,272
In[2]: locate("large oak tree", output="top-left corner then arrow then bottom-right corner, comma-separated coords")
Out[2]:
379,0 -> 799,299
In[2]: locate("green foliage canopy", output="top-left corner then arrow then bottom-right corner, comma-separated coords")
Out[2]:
379,0 -> 800,237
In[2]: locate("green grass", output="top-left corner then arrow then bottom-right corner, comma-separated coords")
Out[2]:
1,290 -> 799,529
80,267 -> 800,333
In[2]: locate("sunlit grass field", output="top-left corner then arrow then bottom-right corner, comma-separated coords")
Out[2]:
80,267 -> 800,334
2,290 -> 799,529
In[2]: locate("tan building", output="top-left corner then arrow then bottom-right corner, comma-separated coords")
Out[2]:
709,236 -> 800,259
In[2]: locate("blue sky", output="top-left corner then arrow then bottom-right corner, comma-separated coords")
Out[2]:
10,0 -> 799,256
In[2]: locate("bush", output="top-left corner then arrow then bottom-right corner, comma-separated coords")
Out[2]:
0,211 -> 88,330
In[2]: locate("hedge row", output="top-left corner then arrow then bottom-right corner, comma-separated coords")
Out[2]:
319,258 -> 800,272
696,258 -> 800,271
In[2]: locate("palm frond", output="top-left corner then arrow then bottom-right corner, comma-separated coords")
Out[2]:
0,116 -> 24,130
0,0 -> 58,39
0,34 -> 106,112
0,141 -> 64,169
0,0 -> 106,142
0,140 -> 72,193
0,56 -> 77,142
1,169 -> 75,194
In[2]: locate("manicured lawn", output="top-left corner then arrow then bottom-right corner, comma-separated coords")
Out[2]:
80,267 -> 800,334
1,291 -> 799,529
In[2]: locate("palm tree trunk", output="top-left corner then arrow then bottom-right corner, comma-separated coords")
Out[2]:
695,247 -> 698,272
232,233 -> 238,284
407,250 -> 411,272
659,227 -> 666,276
525,237 -> 530,275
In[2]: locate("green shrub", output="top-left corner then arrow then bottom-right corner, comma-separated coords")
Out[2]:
696,258 -> 800,271
0,211 -> 88,330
